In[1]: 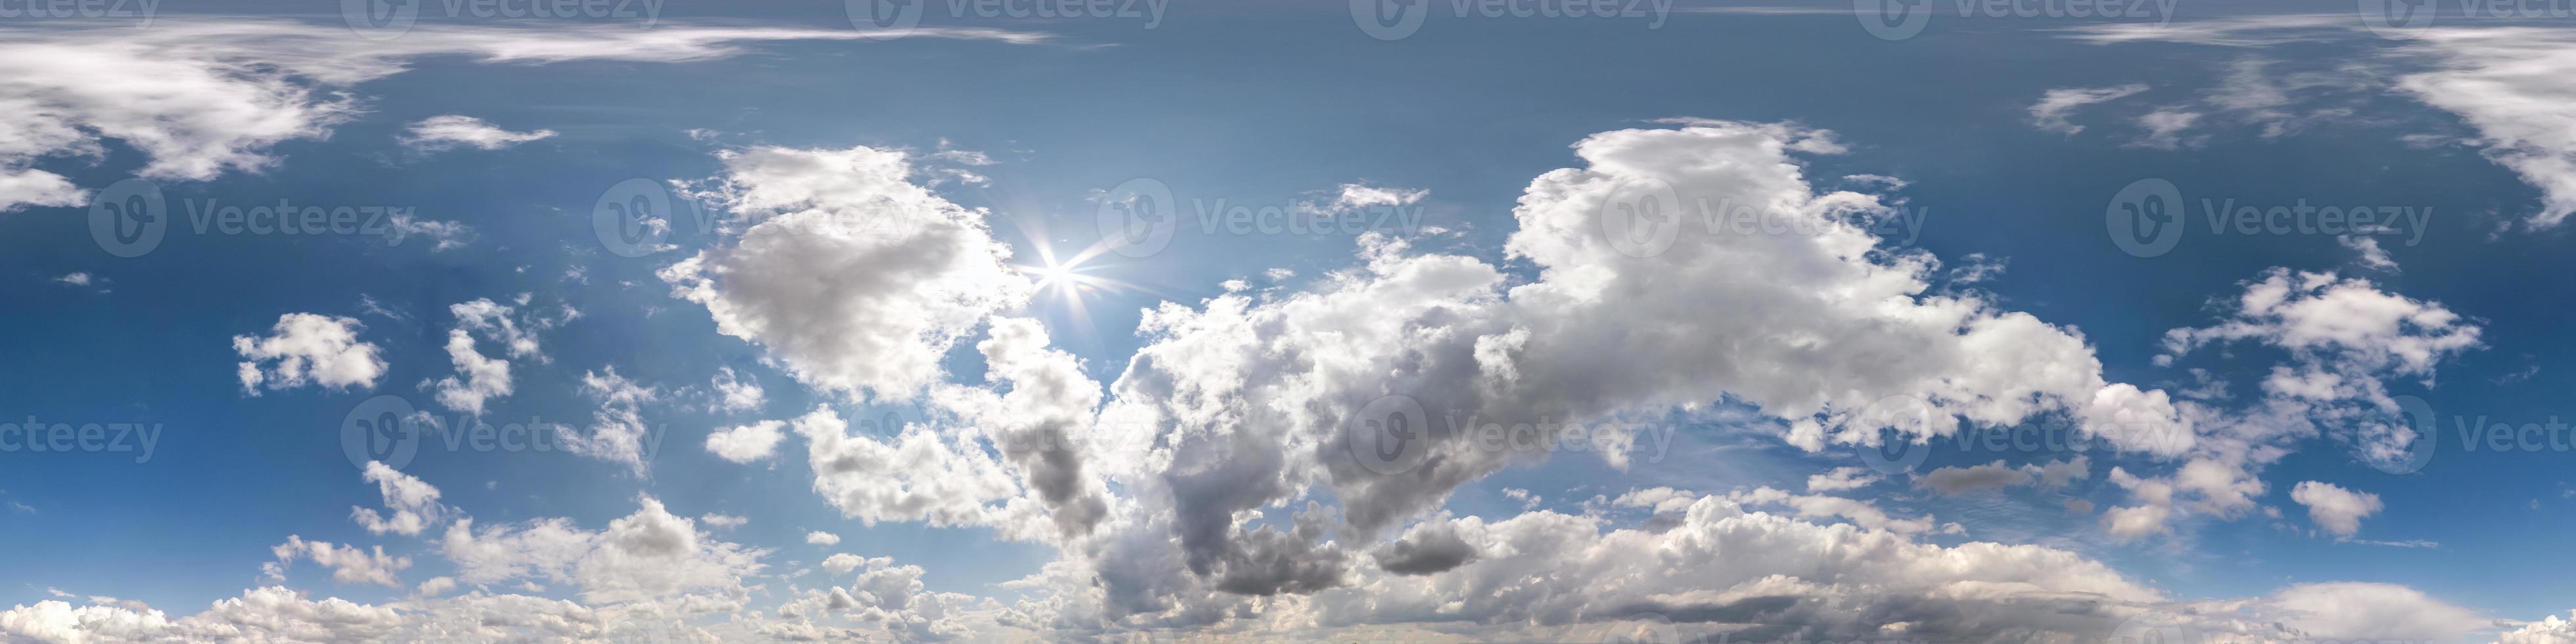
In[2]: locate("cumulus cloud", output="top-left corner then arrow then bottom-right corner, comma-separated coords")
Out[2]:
566,368 -> 661,474
351,461 -> 450,536
233,313 -> 387,395
267,536 -> 410,587
398,115 -> 554,152
428,298 -> 556,416
658,145 -> 1030,400
2289,480 -> 2383,537
806,531 -> 840,545
708,366 -> 765,413
704,419 -> 787,464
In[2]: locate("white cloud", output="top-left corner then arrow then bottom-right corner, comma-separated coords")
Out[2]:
2028,84 -> 2148,135
441,495 -> 766,607
2503,610 -> 2576,644
566,367 -> 660,474
428,299 -> 549,415
350,461 -> 449,536
0,19 -> 1047,211
268,536 -> 410,587
704,419 -> 786,464
2289,480 -> 2384,537
709,366 -> 765,413
2131,108 -> 2204,149
2394,28 -> 2576,227
805,531 -> 840,545
658,145 -> 1030,400
233,313 -> 387,395
1805,466 -> 1880,492
398,114 -> 555,152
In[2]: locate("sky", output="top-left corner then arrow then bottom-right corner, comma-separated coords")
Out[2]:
4,0 -> 2576,641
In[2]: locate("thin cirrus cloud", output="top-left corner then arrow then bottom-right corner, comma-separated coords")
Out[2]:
0,18 -> 1050,212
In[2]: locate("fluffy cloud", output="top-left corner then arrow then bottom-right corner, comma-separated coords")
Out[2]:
351,461 -> 449,536
398,114 -> 554,152
267,536 -> 410,587
566,368 -> 661,474
704,419 -> 787,464
2289,480 -> 2384,537
233,313 -> 387,395
440,496 -> 766,607
658,145 -> 1031,400
427,298 -> 566,415
2503,611 -> 2576,644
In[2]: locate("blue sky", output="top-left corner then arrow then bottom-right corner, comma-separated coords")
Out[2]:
5,1 -> 2576,641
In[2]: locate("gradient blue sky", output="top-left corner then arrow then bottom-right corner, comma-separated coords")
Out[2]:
3,1 -> 2575,641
